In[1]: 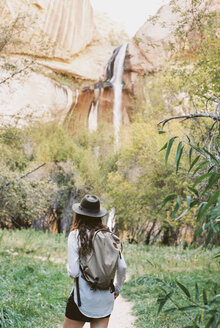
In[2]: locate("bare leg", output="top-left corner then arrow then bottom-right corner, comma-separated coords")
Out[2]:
63,316 -> 85,328
90,317 -> 110,328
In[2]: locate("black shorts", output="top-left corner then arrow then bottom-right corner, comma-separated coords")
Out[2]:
65,290 -> 111,322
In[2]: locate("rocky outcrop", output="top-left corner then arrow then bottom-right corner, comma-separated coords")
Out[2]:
129,4 -> 178,73
0,0 -> 94,59
0,0 -> 131,127
0,0 -> 129,127
0,0 -> 128,81
68,86 -> 131,131
125,2 -> 181,80
6,0 -> 218,130
0,58 -> 73,127
38,11 -> 129,81
127,0 -> 220,78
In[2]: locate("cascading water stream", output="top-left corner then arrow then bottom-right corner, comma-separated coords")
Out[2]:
110,43 -> 128,147
87,43 -> 127,141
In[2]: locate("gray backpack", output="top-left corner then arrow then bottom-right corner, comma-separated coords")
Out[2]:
79,229 -> 121,292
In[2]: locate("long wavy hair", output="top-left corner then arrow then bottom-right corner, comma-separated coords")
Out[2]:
70,213 -> 109,257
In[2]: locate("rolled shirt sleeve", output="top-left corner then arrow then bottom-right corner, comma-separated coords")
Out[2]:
67,230 -> 80,278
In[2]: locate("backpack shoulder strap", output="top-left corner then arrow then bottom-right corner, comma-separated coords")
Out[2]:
93,228 -> 110,237
75,276 -> 81,307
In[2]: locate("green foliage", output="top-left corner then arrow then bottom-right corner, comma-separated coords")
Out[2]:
0,165 -> 57,229
1,230 -> 219,328
159,134 -> 220,245
134,37 -> 143,45
28,122 -> 117,193
153,1 -> 220,246
167,0 -> 220,97
106,122 -> 191,241
0,126 -> 32,171
155,0 -> 220,245
155,3 -> 220,323
32,123 -> 80,163
0,125 -> 61,228
157,280 -> 220,327
122,243 -> 220,328
0,120 -> 194,243
0,123 -> 119,229
0,230 -> 70,328
48,72 -> 81,89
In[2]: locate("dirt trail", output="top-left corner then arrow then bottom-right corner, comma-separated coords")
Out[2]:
84,295 -> 136,328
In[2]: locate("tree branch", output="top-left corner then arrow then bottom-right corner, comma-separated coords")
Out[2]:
158,112 -> 220,128
20,163 -> 46,179
0,62 -> 33,85
0,163 -> 46,191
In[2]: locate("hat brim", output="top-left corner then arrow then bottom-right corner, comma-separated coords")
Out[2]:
72,203 -> 107,218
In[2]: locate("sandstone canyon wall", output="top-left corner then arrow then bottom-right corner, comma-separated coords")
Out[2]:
0,0 -> 94,59
1,0 -> 217,132
127,0 -> 220,77
0,0 -> 94,125
0,0 -> 130,128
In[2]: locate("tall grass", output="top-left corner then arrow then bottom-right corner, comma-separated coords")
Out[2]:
0,230 -> 71,328
1,230 -> 219,327
122,244 -> 220,328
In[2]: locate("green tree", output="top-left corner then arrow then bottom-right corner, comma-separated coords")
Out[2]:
156,0 -> 220,245
107,122 -> 192,243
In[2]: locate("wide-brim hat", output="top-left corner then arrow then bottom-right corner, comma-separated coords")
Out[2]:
72,194 -> 107,218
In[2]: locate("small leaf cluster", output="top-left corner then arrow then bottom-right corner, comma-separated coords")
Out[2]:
0,165 -> 57,229
157,280 -> 220,327
160,134 -> 220,245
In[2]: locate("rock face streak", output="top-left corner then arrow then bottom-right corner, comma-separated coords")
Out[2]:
43,0 -> 94,58
1,0 -> 94,58
0,0 -> 94,124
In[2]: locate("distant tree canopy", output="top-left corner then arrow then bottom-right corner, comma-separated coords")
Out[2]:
167,0 -> 220,97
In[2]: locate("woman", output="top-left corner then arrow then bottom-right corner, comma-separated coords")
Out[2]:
63,194 -> 127,328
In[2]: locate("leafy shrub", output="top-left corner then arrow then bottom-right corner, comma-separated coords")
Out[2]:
0,165 -> 57,229
157,280 -> 220,327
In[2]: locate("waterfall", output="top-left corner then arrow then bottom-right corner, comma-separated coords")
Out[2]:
106,46 -> 121,81
87,42 -> 127,140
109,43 -> 128,147
88,88 -> 99,132
107,207 -> 116,232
